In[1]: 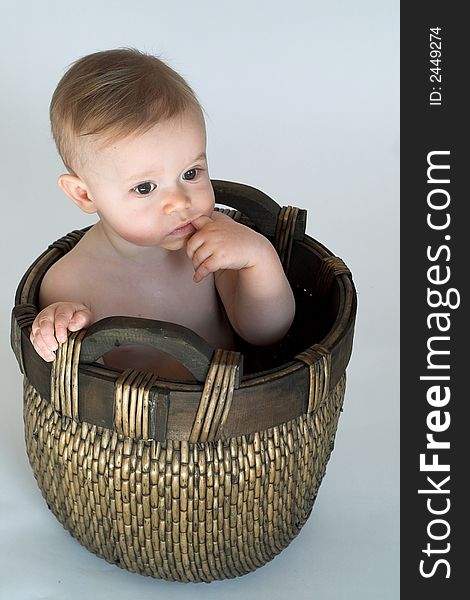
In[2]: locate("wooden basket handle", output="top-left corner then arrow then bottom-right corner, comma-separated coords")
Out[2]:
79,316 -> 215,382
212,180 -> 306,240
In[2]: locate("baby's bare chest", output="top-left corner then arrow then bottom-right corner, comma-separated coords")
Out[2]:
83,256 -> 232,349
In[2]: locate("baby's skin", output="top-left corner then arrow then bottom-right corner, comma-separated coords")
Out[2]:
30,109 -> 295,379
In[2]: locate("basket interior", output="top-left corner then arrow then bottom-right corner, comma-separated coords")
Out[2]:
234,239 -> 340,375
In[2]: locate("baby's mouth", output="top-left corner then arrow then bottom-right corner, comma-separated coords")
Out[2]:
169,221 -> 195,236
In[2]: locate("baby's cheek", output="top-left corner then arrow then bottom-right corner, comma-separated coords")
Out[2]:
196,190 -> 214,215
121,221 -> 163,246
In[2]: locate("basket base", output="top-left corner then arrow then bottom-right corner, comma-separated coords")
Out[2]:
23,374 -> 346,582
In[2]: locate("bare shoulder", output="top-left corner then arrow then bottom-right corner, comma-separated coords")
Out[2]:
39,230 -> 95,310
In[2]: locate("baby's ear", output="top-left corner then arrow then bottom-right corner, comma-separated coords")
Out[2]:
58,174 -> 97,214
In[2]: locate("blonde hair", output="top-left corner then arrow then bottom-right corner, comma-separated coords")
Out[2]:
50,48 -> 203,173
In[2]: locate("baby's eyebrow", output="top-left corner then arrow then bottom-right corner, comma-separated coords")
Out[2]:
125,152 -> 207,184
191,152 -> 207,163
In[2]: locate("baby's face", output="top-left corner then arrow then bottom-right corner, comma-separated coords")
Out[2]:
77,109 -> 215,252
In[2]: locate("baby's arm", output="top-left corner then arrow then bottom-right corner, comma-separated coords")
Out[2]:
30,262 -> 93,361
187,212 -> 295,346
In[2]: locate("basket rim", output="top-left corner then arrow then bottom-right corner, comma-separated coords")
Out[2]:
14,230 -> 356,387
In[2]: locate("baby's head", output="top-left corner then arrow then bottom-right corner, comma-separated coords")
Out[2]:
50,47 -> 204,175
50,48 -> 215,252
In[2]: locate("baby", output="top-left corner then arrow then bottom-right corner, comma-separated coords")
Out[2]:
30,48 -> 295,379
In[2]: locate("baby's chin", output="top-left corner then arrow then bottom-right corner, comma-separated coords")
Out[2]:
158,234 -> 194,252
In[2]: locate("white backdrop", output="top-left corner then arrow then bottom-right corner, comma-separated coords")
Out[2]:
0,1 -> 399,598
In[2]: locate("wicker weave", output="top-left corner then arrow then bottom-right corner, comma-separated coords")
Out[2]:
24,374 -> 345,582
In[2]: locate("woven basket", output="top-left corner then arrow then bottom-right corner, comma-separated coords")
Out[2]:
11,180 -> 356,582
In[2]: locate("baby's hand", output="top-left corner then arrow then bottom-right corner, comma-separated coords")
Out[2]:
30,302 -> 93,362
187,212 -> 270,283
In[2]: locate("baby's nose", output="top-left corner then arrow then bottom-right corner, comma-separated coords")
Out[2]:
162,190 -> 191,215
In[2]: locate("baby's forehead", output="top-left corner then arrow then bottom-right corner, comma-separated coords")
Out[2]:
75,114 -> 207,179
71,126 -> 144,171
82,108 -> 205,154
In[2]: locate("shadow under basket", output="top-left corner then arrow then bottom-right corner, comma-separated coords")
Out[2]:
11,180 -> 357,583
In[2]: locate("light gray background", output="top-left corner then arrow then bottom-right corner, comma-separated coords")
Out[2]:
0,1 -> 399,598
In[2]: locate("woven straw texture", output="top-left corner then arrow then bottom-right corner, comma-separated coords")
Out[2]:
24,373 -> 346,583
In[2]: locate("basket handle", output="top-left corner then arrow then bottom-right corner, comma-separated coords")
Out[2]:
79,316 -> 215,382
212,179 -> 306,240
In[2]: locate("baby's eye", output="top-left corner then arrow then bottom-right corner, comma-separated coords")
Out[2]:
132,182 -> 156,195
183,169 -> 198,181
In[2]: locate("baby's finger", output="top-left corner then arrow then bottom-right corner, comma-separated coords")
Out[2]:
36,315 -> 60,350
191,244 -> 215,272
54,306 -> 74,344
68,308 -> 92,331
193,254 -> 219,283
185,232 -> 205,260
191,215 -> 213,231
31,329 -> 56,362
